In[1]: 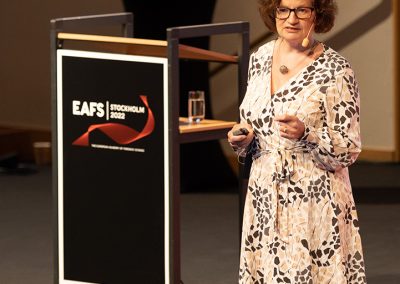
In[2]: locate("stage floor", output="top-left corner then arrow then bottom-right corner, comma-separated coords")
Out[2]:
0,163 -> 399,283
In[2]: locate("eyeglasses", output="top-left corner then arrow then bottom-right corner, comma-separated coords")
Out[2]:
275,7 -> 315,20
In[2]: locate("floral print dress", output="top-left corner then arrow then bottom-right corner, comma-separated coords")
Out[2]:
238,40 -> 367,283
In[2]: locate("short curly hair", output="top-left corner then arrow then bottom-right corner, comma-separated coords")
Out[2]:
258,0 -> 337,33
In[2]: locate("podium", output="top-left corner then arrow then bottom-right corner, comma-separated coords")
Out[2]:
51,13 -> 249,284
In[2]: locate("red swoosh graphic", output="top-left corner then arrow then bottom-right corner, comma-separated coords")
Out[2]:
72,95 -> 155,146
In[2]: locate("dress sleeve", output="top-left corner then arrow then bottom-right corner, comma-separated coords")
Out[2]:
239,52 -> 254,126
232,52 -> 258,158
300,67 -> 361,172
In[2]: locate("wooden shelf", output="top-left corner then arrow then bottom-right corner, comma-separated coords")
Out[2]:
57,33 -> 238,63
179,117 -> 235,133
179,118 -> 235,144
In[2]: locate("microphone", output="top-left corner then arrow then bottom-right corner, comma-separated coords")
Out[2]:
302,22 -> 314,48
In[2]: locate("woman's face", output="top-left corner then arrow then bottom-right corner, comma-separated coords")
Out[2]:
275,0 -> 315,44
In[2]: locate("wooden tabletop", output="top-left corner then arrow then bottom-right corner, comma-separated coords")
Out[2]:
179,118 -> 235,133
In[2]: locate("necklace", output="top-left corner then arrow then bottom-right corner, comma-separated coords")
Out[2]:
278,39 -> 319,75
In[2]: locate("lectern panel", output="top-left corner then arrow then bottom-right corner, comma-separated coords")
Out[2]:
56,50 -> 169,284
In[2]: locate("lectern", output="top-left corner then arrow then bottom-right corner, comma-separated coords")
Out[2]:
51,13 -> 249,284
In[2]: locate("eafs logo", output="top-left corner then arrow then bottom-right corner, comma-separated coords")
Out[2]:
72,96 -> 154,146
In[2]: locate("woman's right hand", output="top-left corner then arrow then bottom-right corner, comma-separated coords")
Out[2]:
227,123 -> 254,151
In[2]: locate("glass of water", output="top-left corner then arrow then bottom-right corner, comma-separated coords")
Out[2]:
188,90 -> 205,123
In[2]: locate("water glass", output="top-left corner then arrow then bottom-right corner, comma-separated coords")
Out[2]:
188,90 -> 205,123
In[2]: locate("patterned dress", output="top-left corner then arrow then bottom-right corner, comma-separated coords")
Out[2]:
238,40 -> 367,283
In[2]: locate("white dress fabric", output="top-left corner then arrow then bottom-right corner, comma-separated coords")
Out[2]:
238,40 -> 367,284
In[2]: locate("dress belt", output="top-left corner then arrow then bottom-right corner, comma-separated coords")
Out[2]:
252,145 -> 308,243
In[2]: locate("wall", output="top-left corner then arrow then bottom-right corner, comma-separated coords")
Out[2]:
0,0 -> 396,161
0,0 -> 124,131
210,0 -> 396,161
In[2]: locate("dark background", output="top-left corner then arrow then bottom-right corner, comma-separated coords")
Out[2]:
123,0 -> 237,192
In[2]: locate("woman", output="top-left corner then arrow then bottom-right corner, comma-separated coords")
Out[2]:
228,0 -> 367,283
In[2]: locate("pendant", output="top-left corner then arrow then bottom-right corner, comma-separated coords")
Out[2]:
279,65 -> 289,74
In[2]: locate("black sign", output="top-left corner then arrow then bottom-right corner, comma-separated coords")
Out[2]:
57,50 -> 168,283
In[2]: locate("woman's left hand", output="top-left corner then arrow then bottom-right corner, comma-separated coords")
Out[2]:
274,114 -> 305,140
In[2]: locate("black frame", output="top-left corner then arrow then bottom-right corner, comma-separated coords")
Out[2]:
167,22 -> 249,282
51,13 -> 249,284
